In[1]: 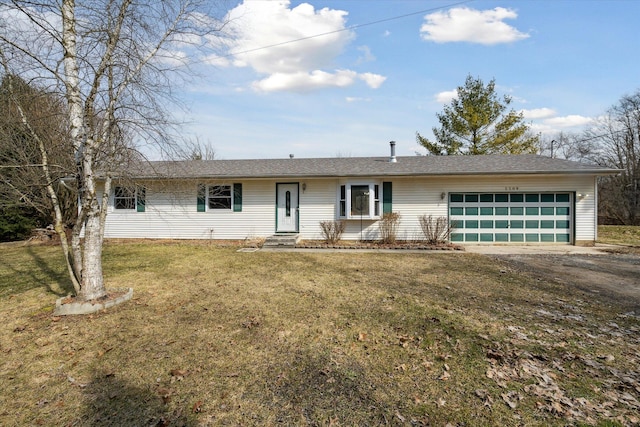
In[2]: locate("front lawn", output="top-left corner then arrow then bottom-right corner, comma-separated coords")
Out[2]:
0,241 -> 638,426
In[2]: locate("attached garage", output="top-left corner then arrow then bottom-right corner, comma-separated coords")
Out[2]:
449,192 -> 573,244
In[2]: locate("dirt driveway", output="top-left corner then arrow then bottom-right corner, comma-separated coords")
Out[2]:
487,251 -> 640,306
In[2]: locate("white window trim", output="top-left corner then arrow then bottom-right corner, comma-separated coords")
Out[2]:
113,186 -> 138,210
207,184 -> 233,211
338,182 -> 381,220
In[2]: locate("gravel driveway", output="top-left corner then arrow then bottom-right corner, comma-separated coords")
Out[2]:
488,251 -> 640,306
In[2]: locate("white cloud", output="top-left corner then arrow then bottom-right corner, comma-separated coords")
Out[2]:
155,49 -> 190,67
529,114 -> 595,135
359,72 -> 386,89
544,115 -> 594,128
345,97 -> 371,103
227,1 -> 353,74
252,69 -> 357,93
435,90 -> 458,103
220,0 -> 385,92
357,45 -> 375,63
521,108 -> 556,119
420,7 -> 530,45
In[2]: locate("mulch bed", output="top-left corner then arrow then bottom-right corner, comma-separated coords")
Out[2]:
294,241 -> 463,250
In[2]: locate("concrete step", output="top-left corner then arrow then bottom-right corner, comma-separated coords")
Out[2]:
263,234 -> 301,248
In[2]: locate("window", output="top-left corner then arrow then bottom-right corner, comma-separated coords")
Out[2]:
114,186 -> 145,212
338,183 -> 381,219
351,185 -> 370,216
197,183 -> 243,212
208,185 -> 231,210
114,187 -> 135,210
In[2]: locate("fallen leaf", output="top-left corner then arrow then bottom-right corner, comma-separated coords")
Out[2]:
170,369 -> 188,382
242,317 -> 260,329
395,411 -> 405,423
67,375 -> 87,388
501,391 -> 522,409
436,397 -> 446,407
438,370 -> 450,381
157,387 -> 172,404
597,354 -> 615,362
357,332 -> 367,342
192,400 -> 202,413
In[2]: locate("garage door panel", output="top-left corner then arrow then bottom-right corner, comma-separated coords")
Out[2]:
449,192 -> 572,244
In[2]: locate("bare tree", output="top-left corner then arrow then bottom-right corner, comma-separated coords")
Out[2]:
0,1 -> 227,300
176,137 -> 217,160
0,74 -> 76,235
586,90 -> 640,225
539,131 -> 599,162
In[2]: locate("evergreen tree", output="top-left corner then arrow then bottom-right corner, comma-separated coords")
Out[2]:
417,75 -> 539,155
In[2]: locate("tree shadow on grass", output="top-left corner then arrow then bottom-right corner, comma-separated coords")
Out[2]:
78,371 -> 194,427
27,246 -> 74,297
267,349 -> 394,425
0,244 -> 73,298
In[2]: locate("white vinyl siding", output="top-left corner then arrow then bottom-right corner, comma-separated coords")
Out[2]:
100,173 -> 598,243
103,180 -> 273,240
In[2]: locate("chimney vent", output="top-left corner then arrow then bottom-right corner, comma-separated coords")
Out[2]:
289,154 -> 294,159
389,141 -> 397,163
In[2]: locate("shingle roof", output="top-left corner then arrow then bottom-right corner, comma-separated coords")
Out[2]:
126,154 -> 620,180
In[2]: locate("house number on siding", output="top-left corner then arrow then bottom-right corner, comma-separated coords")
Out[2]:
505,186 -> 519,191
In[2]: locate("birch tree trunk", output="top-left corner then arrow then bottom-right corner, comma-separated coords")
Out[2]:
1,0 -> 227,301
61,0 -> 107,300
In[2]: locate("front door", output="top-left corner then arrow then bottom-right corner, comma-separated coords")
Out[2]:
276,183 -> 299,232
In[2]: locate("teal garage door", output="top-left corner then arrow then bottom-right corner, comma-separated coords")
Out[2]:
449,193 -> 572,244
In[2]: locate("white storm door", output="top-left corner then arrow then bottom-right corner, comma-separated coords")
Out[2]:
276,183 -> 299,232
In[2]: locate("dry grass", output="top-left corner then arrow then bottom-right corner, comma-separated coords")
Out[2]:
599,225 -> 640,246
598,225 -> 640,254
0,241 -> 639,426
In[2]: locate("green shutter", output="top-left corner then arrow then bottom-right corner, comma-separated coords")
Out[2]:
197,184 -> 206,212
382,181 -> 392,214
136,186 -> 146,212
233,183 -> 242,212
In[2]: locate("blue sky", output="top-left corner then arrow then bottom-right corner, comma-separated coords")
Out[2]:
174,0 -> 639,159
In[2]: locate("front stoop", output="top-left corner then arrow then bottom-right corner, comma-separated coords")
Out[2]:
262,234 -> 301,249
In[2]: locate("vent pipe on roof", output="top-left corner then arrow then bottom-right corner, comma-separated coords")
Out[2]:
289,154 -> 294,159
389,141 -> 397,163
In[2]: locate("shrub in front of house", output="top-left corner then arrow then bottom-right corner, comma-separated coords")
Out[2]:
418,214 -> 453,244
319,220 -> 345,244
379,212 -> 401,244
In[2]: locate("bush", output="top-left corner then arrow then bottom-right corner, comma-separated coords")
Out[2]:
319,220 -> 345,244
378,212 -> 401,244
0,207 -> 38,242
418,215 -> 452,244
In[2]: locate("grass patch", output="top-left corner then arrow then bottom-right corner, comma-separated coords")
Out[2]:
598,225 -> 640,246
0,242 -> 639,426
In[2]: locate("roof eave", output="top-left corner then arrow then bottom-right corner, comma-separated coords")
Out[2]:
123,168 -> 622,180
